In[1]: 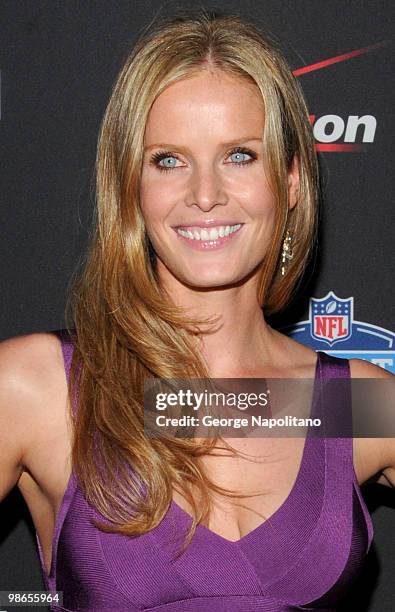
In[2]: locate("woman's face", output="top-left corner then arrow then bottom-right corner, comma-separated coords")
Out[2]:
140,69 -> 299,291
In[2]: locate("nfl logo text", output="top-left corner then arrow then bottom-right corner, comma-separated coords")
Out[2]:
282,291 -> 394,373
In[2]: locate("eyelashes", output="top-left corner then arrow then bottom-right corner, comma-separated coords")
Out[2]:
149,146 -> 258,173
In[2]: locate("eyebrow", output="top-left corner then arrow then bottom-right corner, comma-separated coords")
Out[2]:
143,137 -> 263,153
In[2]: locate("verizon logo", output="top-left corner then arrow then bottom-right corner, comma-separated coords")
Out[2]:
293,42 -> 387,153
310,114 -> 377,152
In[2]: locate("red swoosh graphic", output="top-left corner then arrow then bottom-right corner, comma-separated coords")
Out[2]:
315,143 -> 365,152
292,41 -> 387,76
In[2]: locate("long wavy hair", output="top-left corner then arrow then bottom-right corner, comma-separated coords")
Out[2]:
65,7 -> 318,553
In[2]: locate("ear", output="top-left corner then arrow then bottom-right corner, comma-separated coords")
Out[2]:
287,155 -> 300,210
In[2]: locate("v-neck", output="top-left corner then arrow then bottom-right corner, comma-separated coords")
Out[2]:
169,350 -> 322,546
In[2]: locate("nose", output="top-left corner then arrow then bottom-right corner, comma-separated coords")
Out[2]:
185,164 -> 228,211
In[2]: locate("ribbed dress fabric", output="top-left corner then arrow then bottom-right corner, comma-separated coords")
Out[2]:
35,330 -> 373,611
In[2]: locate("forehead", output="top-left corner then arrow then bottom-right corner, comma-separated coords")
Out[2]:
144,70 -> 265,142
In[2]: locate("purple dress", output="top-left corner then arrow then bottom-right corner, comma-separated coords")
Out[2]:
36,330 -> 373,611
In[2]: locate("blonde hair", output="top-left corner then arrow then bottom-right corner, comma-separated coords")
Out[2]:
66,7 -> 318,553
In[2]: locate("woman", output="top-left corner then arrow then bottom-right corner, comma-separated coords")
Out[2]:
0,9 -> 393,611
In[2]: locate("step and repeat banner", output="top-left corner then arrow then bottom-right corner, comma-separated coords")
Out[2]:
0,1 -> 394,611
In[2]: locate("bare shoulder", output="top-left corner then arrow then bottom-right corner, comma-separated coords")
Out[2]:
0,332 -> 68,473
348,357 -> 394,380
0,331 -> 67,406
347,358 -> 395,487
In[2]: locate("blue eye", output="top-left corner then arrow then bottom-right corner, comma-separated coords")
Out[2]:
229,150 -> 252,164
227,147 -> 257,166
158,156 -> 179,169
150,151 -> 181,173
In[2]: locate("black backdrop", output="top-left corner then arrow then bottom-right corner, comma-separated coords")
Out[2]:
0,1 -> 394,611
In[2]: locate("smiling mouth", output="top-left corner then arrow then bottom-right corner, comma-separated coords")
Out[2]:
175,224 -> 242,241
172,223 -> 244,251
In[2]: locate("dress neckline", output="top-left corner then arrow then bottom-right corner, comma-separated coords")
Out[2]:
169,350 -> 322,546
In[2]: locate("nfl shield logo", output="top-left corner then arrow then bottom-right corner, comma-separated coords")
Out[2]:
310,291 -> 353,346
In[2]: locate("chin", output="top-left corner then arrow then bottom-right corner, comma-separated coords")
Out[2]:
180,273 -> 244,290
158,258 -> 248,289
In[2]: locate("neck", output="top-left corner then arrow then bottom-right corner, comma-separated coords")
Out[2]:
160,273 -> 279,377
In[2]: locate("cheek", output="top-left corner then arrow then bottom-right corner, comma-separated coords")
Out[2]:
140,184 -> 166,229
140,168 -> 176,212
236,170 -> 276,210
252,196 -> 276,217
242,183 -> 277,223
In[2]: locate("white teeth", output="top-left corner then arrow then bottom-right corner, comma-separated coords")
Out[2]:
176,224 -> 241,241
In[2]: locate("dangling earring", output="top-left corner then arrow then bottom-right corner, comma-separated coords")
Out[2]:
281,230 -> 293,276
